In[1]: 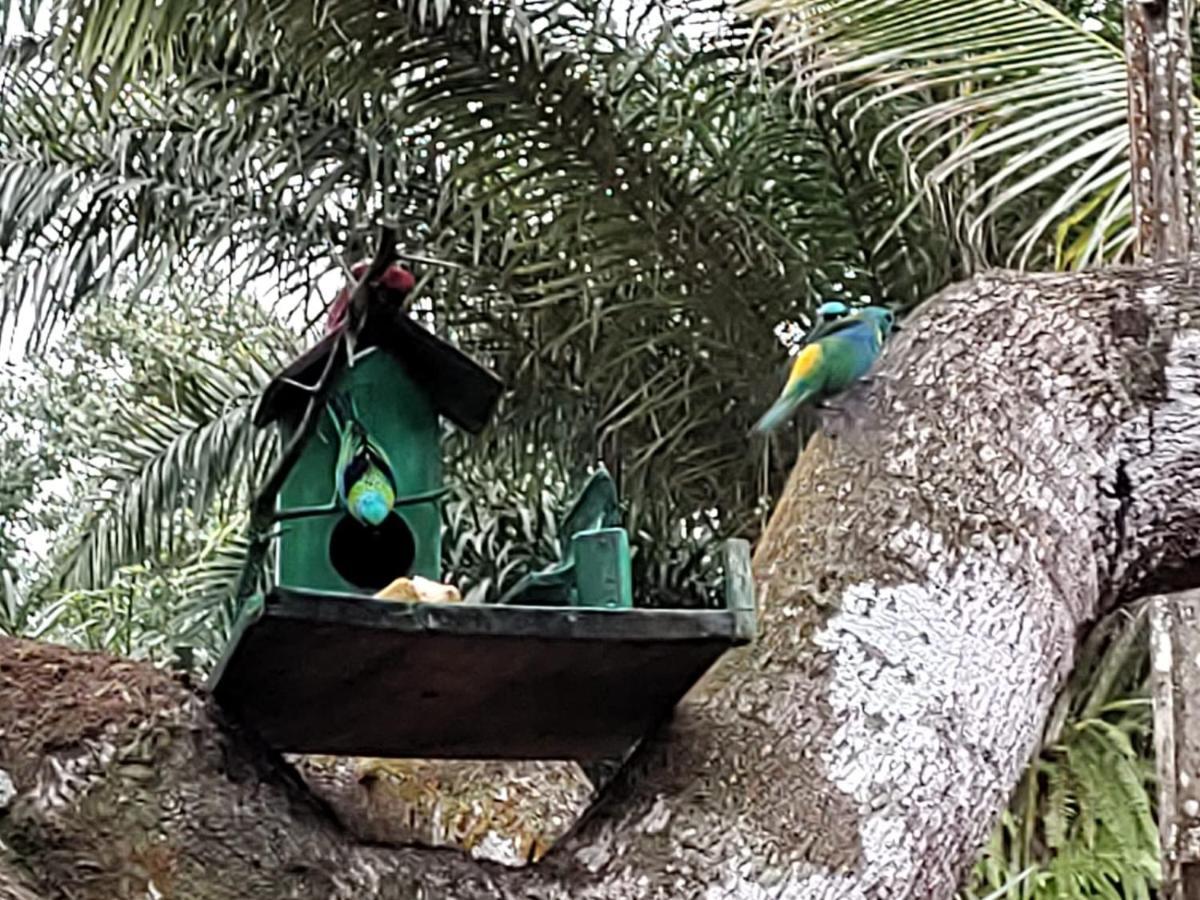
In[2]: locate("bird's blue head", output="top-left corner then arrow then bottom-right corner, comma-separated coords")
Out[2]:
355,493 -> 391,528
816,300 -> 850,323
855,306 -> 897,340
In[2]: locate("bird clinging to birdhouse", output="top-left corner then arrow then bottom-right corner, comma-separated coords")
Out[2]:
324,261 -> 416,335
328,393 -> 399,528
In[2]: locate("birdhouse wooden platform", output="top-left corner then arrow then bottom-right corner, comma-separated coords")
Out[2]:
208,539 -> 755,760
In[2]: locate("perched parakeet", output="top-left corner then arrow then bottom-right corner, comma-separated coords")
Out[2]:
753,305 -> 896,434
325,261 -> 416,334
328,394 -> 397,527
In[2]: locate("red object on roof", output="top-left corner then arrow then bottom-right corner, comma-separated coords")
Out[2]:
258,304 -> 503,436
324,261 -> 416,335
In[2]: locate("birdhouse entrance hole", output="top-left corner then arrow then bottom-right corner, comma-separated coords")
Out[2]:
328,513 -> 416,590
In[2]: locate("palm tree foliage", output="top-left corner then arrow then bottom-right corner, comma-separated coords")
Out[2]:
55,291 -> 293,594
963,603 -> 1158,899
745,0 -> 1187,270
0,0 -> 1169,895
0,283 -> 292,663
0,0 -> 961,594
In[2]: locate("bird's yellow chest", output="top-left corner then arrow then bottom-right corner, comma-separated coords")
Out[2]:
784,343 -> 825,392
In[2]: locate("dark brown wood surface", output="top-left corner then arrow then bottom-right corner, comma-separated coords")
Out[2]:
209,589 -> 753,760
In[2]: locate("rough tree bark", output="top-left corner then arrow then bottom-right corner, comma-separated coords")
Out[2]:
4,261 -> 1200,899
1151,590 -> 1200,898
289,754 -> 593,865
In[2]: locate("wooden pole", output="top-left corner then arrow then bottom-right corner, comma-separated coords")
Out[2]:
1124,0 -> 1198,262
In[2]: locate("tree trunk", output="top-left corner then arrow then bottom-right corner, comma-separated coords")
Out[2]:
1124,3 -> 1200,892
1124,0 -> 1198,261
1151,590 -> 1200,900
4,261 -> 1200,898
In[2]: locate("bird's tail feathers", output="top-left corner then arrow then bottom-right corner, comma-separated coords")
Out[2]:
325,396 -> 346,439
752,385 -> 816,434
328,392 -> 350,426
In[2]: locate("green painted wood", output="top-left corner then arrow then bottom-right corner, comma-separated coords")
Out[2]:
723,538 -> 754,612
207,587 -> 755,760
275,349 -> 442,593
496,467 -> 625,607
572,528 -> 633,609
255,307 -> 503,435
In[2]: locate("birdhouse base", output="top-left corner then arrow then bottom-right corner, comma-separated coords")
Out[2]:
207,587 -> 755,760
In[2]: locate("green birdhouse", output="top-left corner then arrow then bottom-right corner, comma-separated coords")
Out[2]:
212,300 -> 757,764
253,308 -> 503,594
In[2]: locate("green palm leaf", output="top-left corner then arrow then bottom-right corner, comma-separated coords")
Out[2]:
743,0 -> 1164,268
47,290 -> 299,592
8,0 -> 954,539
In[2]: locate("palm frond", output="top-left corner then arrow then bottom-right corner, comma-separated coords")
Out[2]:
38,513 -> 256,667
46,287 -> 299,592
0,0 -> 958,552
57,393 -> 270,590
0,567 -> 61,638
172,517 -> 262,660
744,0 -> 1153,269
962,602 -> 1158,899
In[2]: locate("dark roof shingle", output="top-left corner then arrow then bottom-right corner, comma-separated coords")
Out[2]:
254,308 -> 503,434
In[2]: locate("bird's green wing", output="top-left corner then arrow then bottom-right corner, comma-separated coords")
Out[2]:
334,422 -> 359,507
801,316 -> 846,346
799,302 -> 851,346
807,313 -> 873,341
328,392 -> 398,499
329,394 -> 365,504
754,342 -> 826,433
361,430 -> 398,495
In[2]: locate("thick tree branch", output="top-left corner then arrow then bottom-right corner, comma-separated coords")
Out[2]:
6,261 -> 1200,898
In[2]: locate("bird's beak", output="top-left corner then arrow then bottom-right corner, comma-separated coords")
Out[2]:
890,323 -> 904,332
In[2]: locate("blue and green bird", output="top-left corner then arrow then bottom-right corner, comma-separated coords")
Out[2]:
753,305 -> 897,434
768,300 -> 850,384
328,394 -> 397,527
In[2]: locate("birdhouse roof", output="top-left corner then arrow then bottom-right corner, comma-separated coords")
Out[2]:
254,308 -> 503,434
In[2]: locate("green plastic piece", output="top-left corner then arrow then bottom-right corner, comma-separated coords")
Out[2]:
275,350 -> 443,592
497,467 -> 624,607
572,528 -> 633,609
